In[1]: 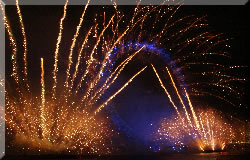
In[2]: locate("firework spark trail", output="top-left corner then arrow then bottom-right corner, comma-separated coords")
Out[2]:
129,6 -> 159,36
93,66 -> 147,116
52,0 -> 69,100
69,27 -> 93,93
40,58 -> 48,139
16,0 -> 29,91
176,51 -> 232,63
89,46 -> 144,102
0,3 -> 19,85
204,39 -> 229,53
158,3 -> 183,38
190,83 -> 241,96
75,15 -> 115,94
151,64 -> 184,123
134,6 -> 162,41
82,27 -> 130,102
110,0 -> 120,42
198,117 -> 206,151
195,33 -> 223,50
166,66 -> 193,127
65,0 -> 90,91
198,113 -> 208,142
161,15 -> 194,35
174,32 -> 210,53
206,114 -> 214,150
211,127 -> 215,151
183,62 -> 226,68
191,90 -> 238,107
194,70 -> 246,80
201,52 -> 231,57
90,46 -> 145,104
175,16 -> 207,42
149,4 -> 171,33
184,89 -> 200,131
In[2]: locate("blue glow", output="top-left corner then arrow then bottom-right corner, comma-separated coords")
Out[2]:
102,41 -> 189,150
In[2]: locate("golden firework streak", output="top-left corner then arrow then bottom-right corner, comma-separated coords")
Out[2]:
52,0 -> 69,100
199,115 -> 208,144
82,27 -> 130,101
166,67 -> 193,127
0,3 -> 19,84
90,46 -> 145,104
69,27 -> 93,91
65,0 -> 90,90
184,89 -> 200,130
93,66 -> 147,115
75,15 -> 115,93
151,64 -> 183,121
16,0 -> 29,90
40,58 -> 48,139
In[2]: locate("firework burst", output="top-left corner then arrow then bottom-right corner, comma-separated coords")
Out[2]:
2,1 -> 157,154
155,108 -> 245,151
151,58 -> 246,151
1,0 -> 247,155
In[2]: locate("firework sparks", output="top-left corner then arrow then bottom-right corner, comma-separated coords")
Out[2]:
2,0 -> 247,155
3,3 -> 160,154
152,59 -> 246,151
93,66 -> 147,116
155,109 -> 241,151
40,58 -> 48,140
0,3 -> 18,86
151,64 -> 184,123
166,66 -> 193,127
52,0 -> 69,100
16,0 -> 29,91
65,0 -> 90,91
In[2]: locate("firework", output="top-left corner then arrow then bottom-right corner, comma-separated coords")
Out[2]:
3,0 -> 200,154
151,62 -> 245,151
151,53 -> 246,151
2,0 -> 247,155
155,108 -> 247,151
3,1 -> 158,154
